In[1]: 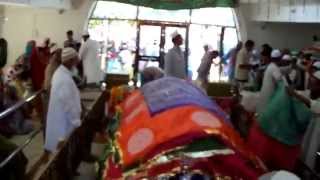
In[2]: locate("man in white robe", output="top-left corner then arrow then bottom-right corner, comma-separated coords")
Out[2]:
164,31 -> 187,79
79,31 -> 102,84
287,66 -> 320,171
44,48 -> 82,153
256,49 -> 283,113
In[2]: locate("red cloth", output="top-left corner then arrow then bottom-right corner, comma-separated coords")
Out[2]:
30,48 -> 47,90
214,97 -> 235,115
105,155 -> 263,179
105,158 -> 122,179
247,122 -> 300,171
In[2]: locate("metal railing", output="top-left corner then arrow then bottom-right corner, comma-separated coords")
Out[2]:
0,90 -> 42,120
0,90 -> 43,169
36,90 -> 108,180
0,128 -> 42,169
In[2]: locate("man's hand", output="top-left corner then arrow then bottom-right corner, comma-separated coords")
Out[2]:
49,43 -> 57,48
286,86 -> 311,107
57,139 -> 66,149
286,86 -> 295,97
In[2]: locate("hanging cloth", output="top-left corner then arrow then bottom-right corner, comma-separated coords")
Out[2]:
257,81 -> 312,146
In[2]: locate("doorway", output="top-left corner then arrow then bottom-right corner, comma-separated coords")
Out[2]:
135,21 -> 188,81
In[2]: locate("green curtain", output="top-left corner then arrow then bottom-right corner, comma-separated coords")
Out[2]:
103,0 -> 235,10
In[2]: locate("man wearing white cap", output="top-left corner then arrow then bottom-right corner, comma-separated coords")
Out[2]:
287,68 -> 320,171
79,31 -> 101,84
44,47 -> 82,153
256,49 -> 284,113
164,31 -> 186,79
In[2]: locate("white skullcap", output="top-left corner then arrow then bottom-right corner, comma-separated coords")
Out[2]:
313,71 -> 320,80
271,49 -> 282,59
271,171 -> 300,180
82,30 -> 90,36
171,30 -> 180,39
312,61 -> 320,69
259,171 -> 300,180
61,47 -> 78,63
282,54 -> 292,61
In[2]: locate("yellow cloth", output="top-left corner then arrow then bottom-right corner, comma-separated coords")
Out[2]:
12,80 -> 25,99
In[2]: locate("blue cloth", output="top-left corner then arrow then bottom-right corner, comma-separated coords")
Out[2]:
141,77 -> 231,124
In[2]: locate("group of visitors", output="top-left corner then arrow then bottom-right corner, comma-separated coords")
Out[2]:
0,30 -> 103,179
0,26 -> 319,179
235,41 -> 320,175
160,31 -> 320,178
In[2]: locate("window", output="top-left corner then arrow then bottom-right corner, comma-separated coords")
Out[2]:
92,1 -> 137,19
191,8 -> 235,26
138,6 -> 190,23
88,1 -> 240,82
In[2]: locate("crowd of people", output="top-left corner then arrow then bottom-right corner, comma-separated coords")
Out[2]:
0,30 -> 103,179
0,30 -> 101,138
161,31 -> 320,177
0,27 -> 319,179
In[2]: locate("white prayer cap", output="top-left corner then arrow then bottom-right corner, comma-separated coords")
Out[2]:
171,30 -> 180,39
282,54 -> 292,61
312,61 -> 320,69
82,30 -> 90,36
271,49 -> 282,59
259,171 -> 300,180
271,171 -> 300,180
61,47 -> 78,63
313,71 -> 320,80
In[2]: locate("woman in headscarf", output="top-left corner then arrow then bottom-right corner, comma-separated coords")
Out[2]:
30,39 -> 48,91
26,40 -> 46,120
17,40 -> 36,72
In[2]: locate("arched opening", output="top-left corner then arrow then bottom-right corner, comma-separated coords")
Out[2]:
87,1 -> 240,82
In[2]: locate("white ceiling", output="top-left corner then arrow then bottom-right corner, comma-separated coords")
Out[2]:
0,0 -> 72,9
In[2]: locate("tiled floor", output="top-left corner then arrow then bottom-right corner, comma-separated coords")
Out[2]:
73,143 -> 106,180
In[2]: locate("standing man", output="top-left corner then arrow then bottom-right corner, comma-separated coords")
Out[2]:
64,30 -> 79,51
287,67 -> 320,171
256,49 -> 284,113
197,50 -> 219,89
79,31 -> 102,84
44,48 -> 82,153
164,31 -> 186,79
222,42 -> 243,82
235,40 -> 255,89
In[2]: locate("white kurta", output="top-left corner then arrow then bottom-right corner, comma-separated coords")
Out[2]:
298,90 -> 320,170
44,65 -> 82,152
256,63 -> 282,113
197,52 -> 212,82
164,46 -> 186,79
79,39 -> 102,83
